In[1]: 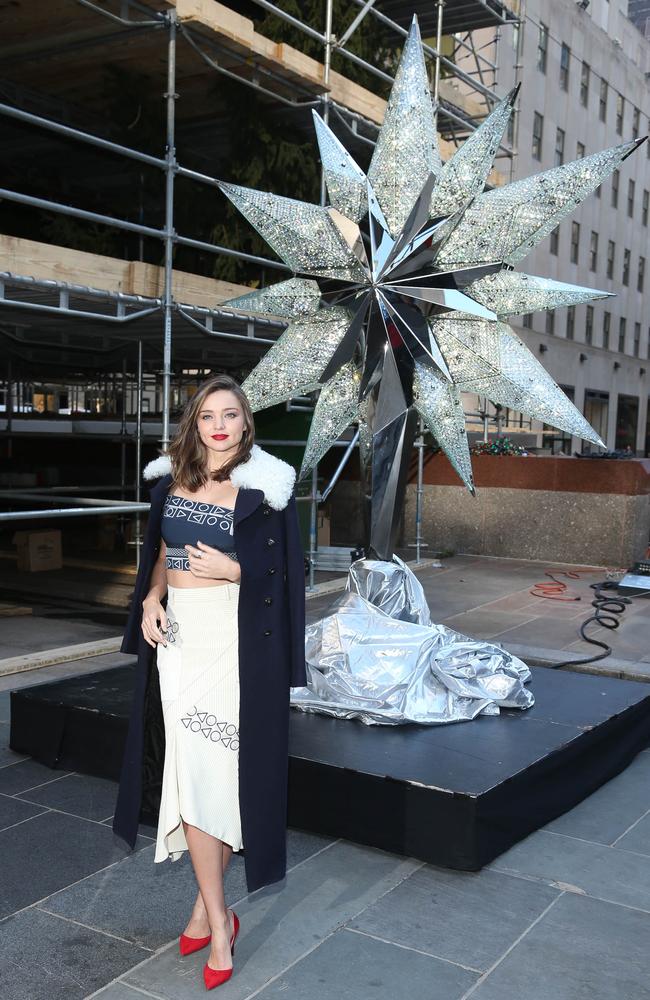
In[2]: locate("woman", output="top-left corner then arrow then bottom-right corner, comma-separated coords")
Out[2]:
113,373 -> 307,990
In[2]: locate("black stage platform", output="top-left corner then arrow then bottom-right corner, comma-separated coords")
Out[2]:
10,665 -> 650,870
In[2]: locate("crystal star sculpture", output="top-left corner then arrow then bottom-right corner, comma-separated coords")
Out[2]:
219,16 -> 645,561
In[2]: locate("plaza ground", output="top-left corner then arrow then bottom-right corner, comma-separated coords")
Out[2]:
1,554 -> 649,999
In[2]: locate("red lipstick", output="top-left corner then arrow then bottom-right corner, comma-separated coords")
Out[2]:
212,434 -> 228,440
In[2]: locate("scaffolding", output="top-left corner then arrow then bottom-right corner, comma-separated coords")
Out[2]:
0,0 -> 520,579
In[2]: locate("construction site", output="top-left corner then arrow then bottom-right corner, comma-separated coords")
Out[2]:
0,0 -> 520,607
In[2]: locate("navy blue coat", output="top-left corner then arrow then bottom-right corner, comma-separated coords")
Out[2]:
113,448 -> 307,893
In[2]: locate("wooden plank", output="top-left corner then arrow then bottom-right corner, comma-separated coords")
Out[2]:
0,235 -> 132,293
174,0 -> 328,93
0,235 -> 250,307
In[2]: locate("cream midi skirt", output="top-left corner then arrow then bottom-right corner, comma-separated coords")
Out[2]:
154,583 -> 243,863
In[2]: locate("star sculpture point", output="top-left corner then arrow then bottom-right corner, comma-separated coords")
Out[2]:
219,16 -> 642,557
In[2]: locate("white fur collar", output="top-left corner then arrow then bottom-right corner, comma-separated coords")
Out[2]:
143,444 -> 296,511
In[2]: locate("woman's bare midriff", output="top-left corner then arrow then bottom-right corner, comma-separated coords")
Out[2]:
166,568 -> 234,589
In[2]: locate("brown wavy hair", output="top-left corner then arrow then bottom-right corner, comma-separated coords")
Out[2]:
168,374 -> 255,491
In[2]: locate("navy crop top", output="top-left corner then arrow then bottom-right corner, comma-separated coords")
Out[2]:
161,494 -> 238,572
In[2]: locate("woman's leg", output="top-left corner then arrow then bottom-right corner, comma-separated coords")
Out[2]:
183,836 -> 233,938
183,821 -> 234,969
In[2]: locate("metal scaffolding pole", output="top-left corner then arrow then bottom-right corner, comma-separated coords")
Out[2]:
161,10 -> 177,451
433,1 -> 445,105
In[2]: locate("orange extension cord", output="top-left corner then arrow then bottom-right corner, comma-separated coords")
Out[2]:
529,568 -> 602,602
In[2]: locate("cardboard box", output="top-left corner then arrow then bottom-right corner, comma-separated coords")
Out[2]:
317,511 -> 331,546
14,530 -> 62,572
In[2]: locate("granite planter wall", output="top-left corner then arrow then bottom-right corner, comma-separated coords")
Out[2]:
329,456 -> 650,567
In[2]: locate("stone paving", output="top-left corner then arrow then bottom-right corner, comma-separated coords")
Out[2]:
1,554 -> 649,999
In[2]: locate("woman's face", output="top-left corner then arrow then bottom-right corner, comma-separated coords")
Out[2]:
196,389 -> 247,462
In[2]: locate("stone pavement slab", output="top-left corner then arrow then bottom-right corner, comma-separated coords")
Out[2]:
0,809 -> 149,918
41,828 -> 335,952
0,722 -> 27,767
17,772 -> 120,822
0,791 -> 48,832
89,986 -> 159,1000
121,841 -> 420,1000
465,891 -> 650,1000
0,757 -> 72,795
348,866 -> 560,973
254,926 -> 477,1000
489,828 -> 650,912
614,812 -> 650,856
544,750 -> 650,844
1,905 -> 148,1000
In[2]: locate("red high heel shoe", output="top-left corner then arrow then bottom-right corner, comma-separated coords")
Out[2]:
179,932 -> 211,957
203,911 -> 240,991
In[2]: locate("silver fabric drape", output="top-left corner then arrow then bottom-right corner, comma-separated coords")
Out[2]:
291,556 -> 534,725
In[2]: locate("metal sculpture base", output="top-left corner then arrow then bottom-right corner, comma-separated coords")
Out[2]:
291,555 -> 534,725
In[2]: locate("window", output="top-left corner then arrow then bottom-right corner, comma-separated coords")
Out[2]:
589,231 -> 598,272
546,311 -> 555,335
603,311 -> 611,350
537,22 -> 548,73
638,256 -> 645,293
586,306 -> 594,345
576,141 -> 585,159
570,222 -> 580,264
560,44 -> 570,91
522,313 -> 533,329
628,179 -> 635,218
634,322 -> 641,357
532,112 -> 543,161
623,248 -> 631,286
550,227 -> 559,255
607,240 -> 615,279
618,316 -> 627,353
599,79 -> 608,122
584,390 -> 609,449
643,189 -> 649,227
566,306 -> 575,340
633,106 -> 640,139
615,394 -> 639,451
555,127 -> 565,166
580,62 -> 590,106
612,169 -> 619,208
616,93 -> 624,135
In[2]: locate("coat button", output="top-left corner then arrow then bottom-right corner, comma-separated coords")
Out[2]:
264,597 -> 273,605
263,629 -> 272,636
268,567 -> 276,575
267,537 -> 276,546
263,507 -> 271,516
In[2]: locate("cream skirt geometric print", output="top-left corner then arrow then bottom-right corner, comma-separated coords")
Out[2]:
154,583 -> 243,862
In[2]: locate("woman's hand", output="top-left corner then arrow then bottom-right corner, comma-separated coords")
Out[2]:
141,594 -> 168,648
185,541 -> 240,582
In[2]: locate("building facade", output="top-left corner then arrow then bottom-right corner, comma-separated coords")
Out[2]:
461,0 -> 650,454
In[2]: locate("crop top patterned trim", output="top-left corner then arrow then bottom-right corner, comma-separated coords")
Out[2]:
161,494 -> 239,572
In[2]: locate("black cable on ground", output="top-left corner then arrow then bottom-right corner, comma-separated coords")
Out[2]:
549,580 -> 645,670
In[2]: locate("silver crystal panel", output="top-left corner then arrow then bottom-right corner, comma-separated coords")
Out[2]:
312,112 -> 368,223
465,271 -> 612,318
437,142 -> 637,268
412,360 -> 474,491
432,316 -> 604,445
218,181 -> 366,281
299,362 -> 360,479
241,307 -> 353,411
357,394 -> 373,468
291,556 -> 534,725
428,89 -> 516,220
222,277 -> 322,318
367,18 -> 441,237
